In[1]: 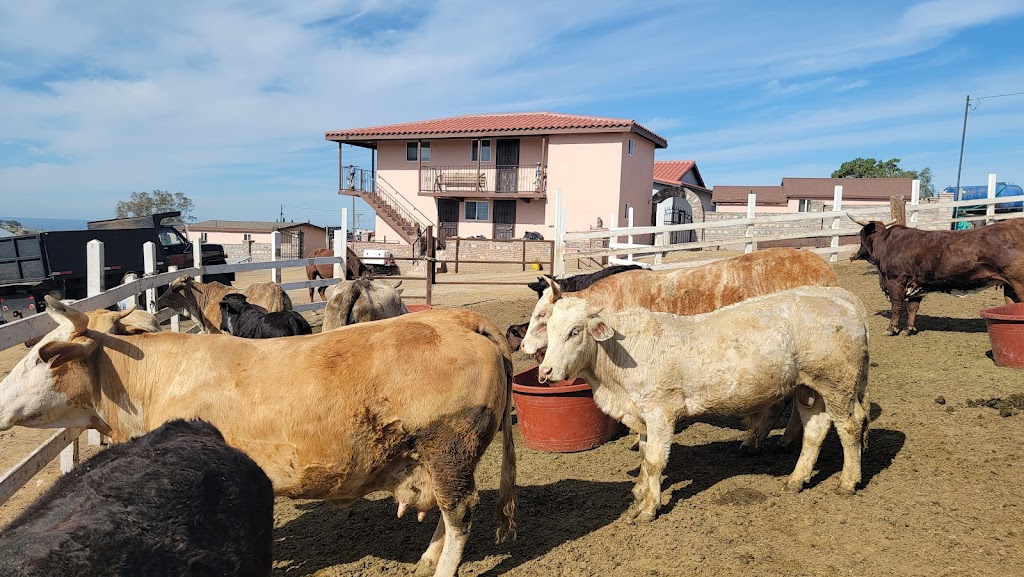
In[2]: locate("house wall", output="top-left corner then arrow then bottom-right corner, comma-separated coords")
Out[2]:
714,204 -> 790,214
545,133 -> 624,233
375,137 -> 547,242
619,134 -> 655,243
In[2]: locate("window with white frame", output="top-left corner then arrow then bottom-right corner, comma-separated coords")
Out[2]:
243,233 -> 253,241
464,200 -> 489,221
420,141 -> 430,162
200,232 -> 208,242
628,138 -> 635,156
797,199 -> 812,212
471,139 -> 492,162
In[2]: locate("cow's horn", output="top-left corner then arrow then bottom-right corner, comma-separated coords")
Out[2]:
544,276 -> 562,302
882,218 -> 898,227
44,295 -> 89,335
586,305 -> 604,317
847,213 -> 871,226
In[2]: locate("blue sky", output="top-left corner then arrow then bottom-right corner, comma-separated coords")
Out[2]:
2,0 -> 1024,229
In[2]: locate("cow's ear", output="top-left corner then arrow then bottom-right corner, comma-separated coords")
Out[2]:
587,317 -> 613,342
395,287 -> 404,295
38,338 -> 97,369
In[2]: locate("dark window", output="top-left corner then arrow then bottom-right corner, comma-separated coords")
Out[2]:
406,142 -> 418,162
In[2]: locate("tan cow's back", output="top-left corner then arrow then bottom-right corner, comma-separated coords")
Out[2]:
94,307 -> 510,501
576,247 -> 837,314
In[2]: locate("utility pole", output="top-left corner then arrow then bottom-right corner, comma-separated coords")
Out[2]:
279,204 -> 284,223
954,95 -> 970,202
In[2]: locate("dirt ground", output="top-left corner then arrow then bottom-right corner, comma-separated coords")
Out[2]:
2,258 -> 1023,576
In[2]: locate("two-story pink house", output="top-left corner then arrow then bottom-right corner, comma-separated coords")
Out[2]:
324,112 -> 667,244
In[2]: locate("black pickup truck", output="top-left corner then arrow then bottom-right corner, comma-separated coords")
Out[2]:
0,212 -> 233,324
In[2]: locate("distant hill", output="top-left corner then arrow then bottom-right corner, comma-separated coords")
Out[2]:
0,216 -> 89,232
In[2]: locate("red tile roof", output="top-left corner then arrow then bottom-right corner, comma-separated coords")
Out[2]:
653,160 -> 696,186
326,112 -> 667,148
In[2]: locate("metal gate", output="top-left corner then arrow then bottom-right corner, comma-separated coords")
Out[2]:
276,230 -> 304,259
664,209 -> 694,244
496,139 -> 520,193
438,199 -> 459,240
493,200 -> 516,240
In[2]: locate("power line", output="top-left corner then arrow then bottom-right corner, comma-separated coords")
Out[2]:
955,89 -> 1024,201
281,203 -> 370,214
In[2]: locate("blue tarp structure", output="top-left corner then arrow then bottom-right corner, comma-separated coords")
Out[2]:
942,182 -> 1024,213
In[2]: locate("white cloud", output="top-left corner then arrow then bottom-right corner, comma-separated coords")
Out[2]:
1,1 -> 1023,220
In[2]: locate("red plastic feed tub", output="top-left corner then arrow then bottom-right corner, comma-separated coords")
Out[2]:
980,302 -> 1024,368
511,365 -> 623,453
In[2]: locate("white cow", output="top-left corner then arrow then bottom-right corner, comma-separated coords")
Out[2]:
537,283 -> 870,522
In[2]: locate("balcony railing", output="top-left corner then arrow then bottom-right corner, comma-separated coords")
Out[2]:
420,164 -> 546,197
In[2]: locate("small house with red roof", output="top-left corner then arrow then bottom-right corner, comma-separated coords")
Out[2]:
325,112 -> 667,243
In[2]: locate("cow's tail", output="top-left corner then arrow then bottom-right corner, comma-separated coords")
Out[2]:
495,353 -> 517,543
281,289 -> 294,311
472,320 -> 517,543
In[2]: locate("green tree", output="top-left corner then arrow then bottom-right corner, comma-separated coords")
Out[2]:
115,190 -> 196,222
831,157 -> 936,197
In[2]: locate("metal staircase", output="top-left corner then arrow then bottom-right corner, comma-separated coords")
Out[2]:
344,168 -> 431,244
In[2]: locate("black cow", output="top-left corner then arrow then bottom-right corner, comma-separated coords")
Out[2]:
220,293 -> 312,338
525,264 -> 642,299
849,215 -> 1024,335
509,264 -> 643,352
0,419 -> 274,577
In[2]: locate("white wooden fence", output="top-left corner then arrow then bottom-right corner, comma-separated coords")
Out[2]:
554,175 -> 1024,276
0,223 -> 353,507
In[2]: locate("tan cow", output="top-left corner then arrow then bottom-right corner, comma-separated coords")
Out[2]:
520,247 -> 839,452
155,275 -> 292,334
322,278 -> 409,331
537,284 -> 870,522
0,297 -> 516,577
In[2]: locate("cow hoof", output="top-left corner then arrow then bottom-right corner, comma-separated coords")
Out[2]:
626,508 -> 656,524
906,328 -> 918,336
737,443 -> 757,457
834,485 -> 856,497
887,329 -> 901,336
628,438 -> 640,451
414,559 -> 436,576
771,440 -> 797,454
783,480 -> 805,493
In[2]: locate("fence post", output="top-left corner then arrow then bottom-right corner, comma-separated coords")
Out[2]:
192,238 -> 203,283
987,173 -> 997,226
830,185 -> 843,263
455,238 -> 461,274
143,241 -> 157,313
333,231 -> 344,282
889,196 -> 906,226
553,188 -> 566,277
521,240 -> 527,272
626,206 -> 634,263
425,226 -> 434,306
744,193 -> 756,254
909,179 -> 921,227
168,265 -> 180,333
270,231 -> 282,284
76,239 -> 107,455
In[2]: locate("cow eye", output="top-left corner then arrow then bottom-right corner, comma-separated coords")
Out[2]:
569,327 -> 580,339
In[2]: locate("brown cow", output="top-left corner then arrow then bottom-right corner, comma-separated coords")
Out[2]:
520,247 -> 839,453
155,275 -> 291,334
0,298 -> 516,577
306,248 -> 370,302
849,215 -> 1024,335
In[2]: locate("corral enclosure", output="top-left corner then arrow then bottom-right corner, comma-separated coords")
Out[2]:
1,257 -> 1022,576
